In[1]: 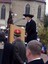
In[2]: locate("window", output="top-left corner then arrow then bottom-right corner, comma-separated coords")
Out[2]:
25,4 -> 30,14
1,5 -> 6,19
37,5 -> 41,19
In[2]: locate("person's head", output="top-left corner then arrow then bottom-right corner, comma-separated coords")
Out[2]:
26,40 -> 42,62
25,17 -> 32,21
14,29 -> 21,40
23,14 -> 34,21
0,32 -> 5,43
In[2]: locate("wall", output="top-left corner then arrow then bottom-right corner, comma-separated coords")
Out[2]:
0,3 -> 10,27
12,0 -> 46,26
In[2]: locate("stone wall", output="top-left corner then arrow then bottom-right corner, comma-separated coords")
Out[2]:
0,3 -> 10,27
12,0 -> 46,26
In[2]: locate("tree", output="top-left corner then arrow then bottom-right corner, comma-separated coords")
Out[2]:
44,15 -> 48,28
38,15 -> 48,46
39,28 -> 48,45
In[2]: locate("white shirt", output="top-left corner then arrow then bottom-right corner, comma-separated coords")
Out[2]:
27,19 -> 31,22
32,57 -> 41,61
28,57 -> 41,63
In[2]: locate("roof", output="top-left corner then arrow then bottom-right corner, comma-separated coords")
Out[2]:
0,0 -> 11,3
0,0 -> 46,4
13,0 -> 46,4
36,0 -> 46,3
38,0 -> 45,2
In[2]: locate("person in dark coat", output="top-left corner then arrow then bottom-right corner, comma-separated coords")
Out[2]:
0,32 -> 23,64
0,32 -> 14,64
2,43 -> 23,64
12,29 -> 26,64
23,14 -> 37,43
26,40 -> 44,64
2,42 -> 14,64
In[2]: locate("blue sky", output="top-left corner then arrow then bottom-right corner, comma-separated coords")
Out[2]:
46,0 -> 48,14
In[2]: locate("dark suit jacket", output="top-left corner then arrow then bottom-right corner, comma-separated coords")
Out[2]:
46,61 -> 48,64
2,43 -> 14,64
25,19 -> 37,43
27,59 -> 44,64
13,39 -> 26,63
2,43 -> 23,64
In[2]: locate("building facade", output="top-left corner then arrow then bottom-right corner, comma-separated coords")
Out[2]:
0,0 -> 46,28
11,0 -> 46,27
0,0 -> 11,28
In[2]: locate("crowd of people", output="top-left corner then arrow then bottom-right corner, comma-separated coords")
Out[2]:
0,13 -> 48,64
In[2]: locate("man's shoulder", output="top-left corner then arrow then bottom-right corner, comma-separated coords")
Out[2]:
4,43 -> 14,50
27,59 -> 44,64
31,19 -> 36,23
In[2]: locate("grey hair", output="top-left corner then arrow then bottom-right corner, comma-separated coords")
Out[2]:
27,40 -> 42,55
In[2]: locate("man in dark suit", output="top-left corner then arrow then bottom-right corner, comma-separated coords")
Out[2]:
2,42 -> 14,64
0,32 -> 14,64
12,29 -> 26,63
23,14 -> 37,43
0,32 -> 23,64
26,40 -> 44,64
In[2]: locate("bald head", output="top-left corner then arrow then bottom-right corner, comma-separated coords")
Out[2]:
27,40 -> 42,55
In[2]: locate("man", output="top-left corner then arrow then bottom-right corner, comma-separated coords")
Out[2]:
26,40 -> 44,64
2,42 -> 14,64
12,29 -> 26,63
0,32 -> 23,64
0,32 -> 14,64
23,14 -> 37,43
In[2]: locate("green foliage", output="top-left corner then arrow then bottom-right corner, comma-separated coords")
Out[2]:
44,15 -> 48,28
38,15 -> 48,45
38,29 -> 48,45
